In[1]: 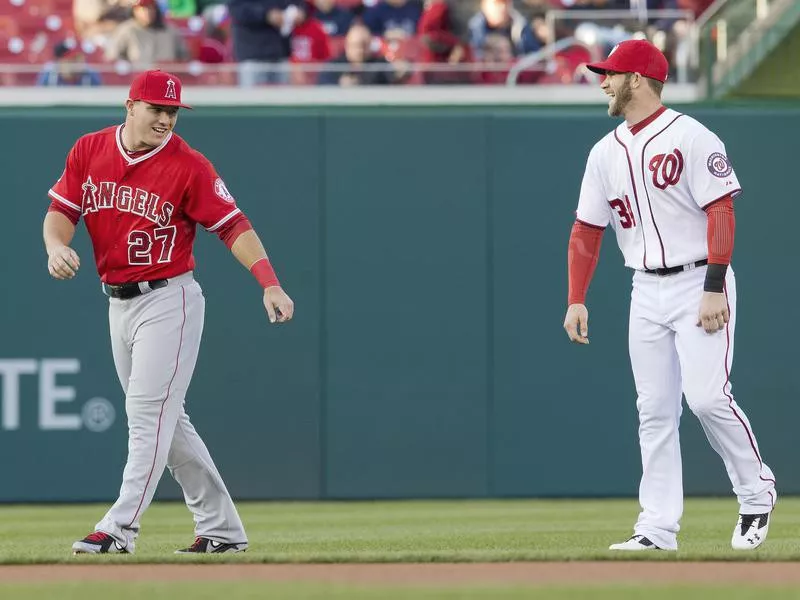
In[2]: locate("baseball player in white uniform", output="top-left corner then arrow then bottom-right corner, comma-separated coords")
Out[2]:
562,40 -> 776,551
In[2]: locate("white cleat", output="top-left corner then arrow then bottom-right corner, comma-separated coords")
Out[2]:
731,512 -> 770,550
72,531 -> 131,554
609,534 -> 662,551
174,536 -> 248,554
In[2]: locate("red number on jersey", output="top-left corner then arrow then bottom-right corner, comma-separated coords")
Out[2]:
154,226 -> 177,263
128,231 -> 152,265
609,196 -> 636,229
128,227 -> 178,266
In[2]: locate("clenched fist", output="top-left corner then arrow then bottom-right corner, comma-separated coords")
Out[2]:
696,291 -> 729,333
47,245 -> 80,280
263,286 -> 294,324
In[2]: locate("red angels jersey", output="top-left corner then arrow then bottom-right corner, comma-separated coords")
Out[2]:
576,108 -> 741,271
48,125 -> 245,284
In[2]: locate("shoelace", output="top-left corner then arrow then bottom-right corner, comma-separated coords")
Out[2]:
85,531 -> 110,543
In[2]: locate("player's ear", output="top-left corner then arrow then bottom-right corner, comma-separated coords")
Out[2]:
125,99 -> 135,115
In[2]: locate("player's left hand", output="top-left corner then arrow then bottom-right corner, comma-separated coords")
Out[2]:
696,291 -> 729,333
263,286 -> 294,324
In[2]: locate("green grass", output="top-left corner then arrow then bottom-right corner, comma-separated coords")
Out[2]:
1,583 -> 800,600
0,498 -> 799,564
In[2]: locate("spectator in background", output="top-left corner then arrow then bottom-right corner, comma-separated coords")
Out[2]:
37,39 -> 103,86
468,0 -> 541,59
478,32 -> 513,84
105,0 -> 189,64
289,7 -> 331,83
318,22 -> 405,85
363,0 -> 422,41
198,7 -> 232,62
73,0 -> 134,42
228,0 -> 300,85
529,8 -> 552,46
312,0 -> 354,37
417,0 -> 474,84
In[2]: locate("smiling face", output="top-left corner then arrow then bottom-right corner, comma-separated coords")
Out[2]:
125,100 -> 178,150
600,71 -> 634,118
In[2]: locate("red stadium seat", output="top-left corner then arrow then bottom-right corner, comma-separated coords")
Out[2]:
0,15 -> 20,37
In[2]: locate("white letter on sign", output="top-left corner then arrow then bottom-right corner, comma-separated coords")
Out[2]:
39,359 -> 82,430
0,359 -> 38,430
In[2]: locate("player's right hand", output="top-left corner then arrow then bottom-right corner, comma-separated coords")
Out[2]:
47,245 -> 80,280
563,303 -> 590,345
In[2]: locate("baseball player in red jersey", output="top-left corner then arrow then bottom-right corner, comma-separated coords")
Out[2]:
43,70 -> 295,554
563,41 -> 775,551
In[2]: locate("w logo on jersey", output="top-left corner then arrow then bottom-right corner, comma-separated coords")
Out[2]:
165,79 -> 177,100
648,148 -> 684,190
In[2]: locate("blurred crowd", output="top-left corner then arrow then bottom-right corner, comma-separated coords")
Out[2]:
0,0 -> 714,86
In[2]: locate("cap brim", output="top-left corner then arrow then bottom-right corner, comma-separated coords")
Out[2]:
132,97 -> 193,109
585,60 -> 613,75
155,99 -> 193,110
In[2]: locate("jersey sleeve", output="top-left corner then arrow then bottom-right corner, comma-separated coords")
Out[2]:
48,139 -> 84,224
575,145 -> 610,228
183,154 -> 244,233
687,127 -> 742,209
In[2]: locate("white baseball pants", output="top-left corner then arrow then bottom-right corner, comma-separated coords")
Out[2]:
95,272 -> 247,551
628,265 -> 776,550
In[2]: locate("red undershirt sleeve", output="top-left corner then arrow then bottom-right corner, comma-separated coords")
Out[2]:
705,195 -> 734,265
217,215 -> 252,249
702,195 -> 734,292
567,220 -> 605,306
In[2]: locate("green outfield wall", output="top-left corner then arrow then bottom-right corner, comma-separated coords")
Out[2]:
0,105 -> 796,502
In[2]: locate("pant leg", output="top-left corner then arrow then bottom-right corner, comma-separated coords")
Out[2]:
96,281 -> 205,548
109,299 -> 132,393
674,267 -> 776,513
167,408 -> 247,543
629,272 -> 684,550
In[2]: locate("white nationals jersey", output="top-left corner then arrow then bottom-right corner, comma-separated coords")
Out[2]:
48,125 -> 245,284
576,108 -> 741,270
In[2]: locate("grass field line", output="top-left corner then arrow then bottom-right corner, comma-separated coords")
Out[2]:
0,498 -> 798,564
1,562 -> 800,584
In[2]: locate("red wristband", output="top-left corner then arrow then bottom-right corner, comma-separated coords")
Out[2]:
250,258 -> 280,289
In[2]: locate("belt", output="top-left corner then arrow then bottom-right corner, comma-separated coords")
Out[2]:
102,278 -> 169,299
644,259 -> 708,276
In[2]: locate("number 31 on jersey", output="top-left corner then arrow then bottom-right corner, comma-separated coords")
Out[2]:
609,195 -> 637,229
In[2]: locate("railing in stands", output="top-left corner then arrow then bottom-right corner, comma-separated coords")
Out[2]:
544,9 -> 698,83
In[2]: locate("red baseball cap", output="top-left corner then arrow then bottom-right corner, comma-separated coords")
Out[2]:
586,39 -> 669,83
128,69 -> 192,109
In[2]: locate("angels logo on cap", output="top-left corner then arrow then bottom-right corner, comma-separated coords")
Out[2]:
128,70 -> 192,109
165,79 -> 177,100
